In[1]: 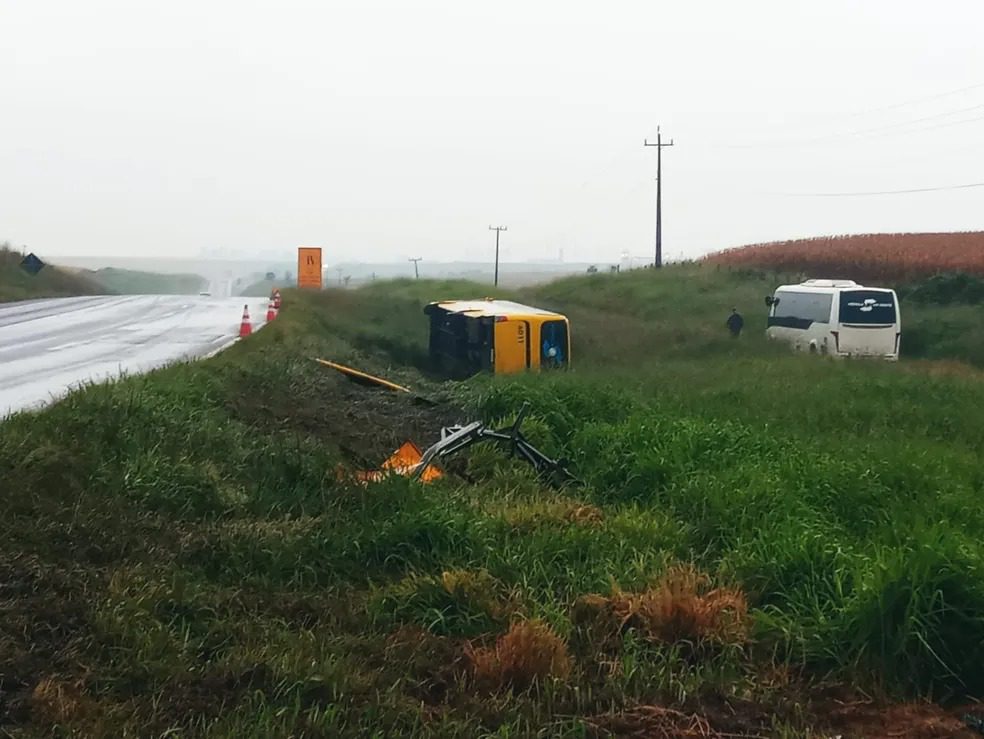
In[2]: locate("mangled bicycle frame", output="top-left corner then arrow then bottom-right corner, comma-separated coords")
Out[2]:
356,403 -> 576,487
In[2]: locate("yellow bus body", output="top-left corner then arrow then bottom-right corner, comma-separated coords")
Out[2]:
424,299 -> 571,376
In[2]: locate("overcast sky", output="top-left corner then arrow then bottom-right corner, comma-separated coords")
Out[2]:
2,0 -> 983,263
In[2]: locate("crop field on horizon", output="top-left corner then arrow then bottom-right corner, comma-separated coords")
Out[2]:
705,232 -> 984,282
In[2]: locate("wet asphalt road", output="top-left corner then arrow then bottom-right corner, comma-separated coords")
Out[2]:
0,294 -> 269,417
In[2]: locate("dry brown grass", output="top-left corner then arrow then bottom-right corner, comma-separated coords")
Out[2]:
30,677 -> 94,727
585,704 -> 723,738
573,565 -> 749,647
820,698 -> 979,739
467,620 -> 571,690
567,503 -> 605,526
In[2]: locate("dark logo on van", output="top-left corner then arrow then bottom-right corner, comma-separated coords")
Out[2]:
847,298 -> 892,313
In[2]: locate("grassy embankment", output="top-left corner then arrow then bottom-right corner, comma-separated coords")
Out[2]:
2,265 -> 984,737
1,244 -> 208,301
239,279 -> 279,298
0,244 -> 102,302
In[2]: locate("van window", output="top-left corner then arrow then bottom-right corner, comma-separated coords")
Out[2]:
768,291 -> 832,329
540,320 -> 567,369
839,290 -> 897,325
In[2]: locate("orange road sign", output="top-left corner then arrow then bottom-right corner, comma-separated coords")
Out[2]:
351,440 -> 443,484
297,247 -> 323,289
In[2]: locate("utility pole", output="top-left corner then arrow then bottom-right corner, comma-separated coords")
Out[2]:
489,225 -> 507,287
644,126 -> 674,268
409,257 -> 422,279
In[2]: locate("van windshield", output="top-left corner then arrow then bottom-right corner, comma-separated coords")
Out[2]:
768,291 -> 832,328
839,290 -> 897,325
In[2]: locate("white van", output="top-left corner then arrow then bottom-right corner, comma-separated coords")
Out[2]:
765,279 -> 901,360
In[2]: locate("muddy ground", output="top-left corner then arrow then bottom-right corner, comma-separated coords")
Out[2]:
226,357 -> 469,467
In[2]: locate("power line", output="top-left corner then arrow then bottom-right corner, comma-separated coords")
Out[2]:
784,181 -> 984,197
717,84 -> 984,151
848,80 -> 984,118
724,109 -> 984,150
847,102 -> 984,136
858,112 -> 984,138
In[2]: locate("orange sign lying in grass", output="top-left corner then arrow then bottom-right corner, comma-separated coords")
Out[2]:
350,440 -> 442,484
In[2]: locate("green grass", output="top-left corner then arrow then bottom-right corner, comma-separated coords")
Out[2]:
239,279 -> 280,297
83,267 -> 207,295
2,265 -> 983,736
0,243 -> 208,301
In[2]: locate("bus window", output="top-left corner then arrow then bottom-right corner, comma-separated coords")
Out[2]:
540,320 -> 568,369
839,291 -> 897,325
768,291 -> 832,329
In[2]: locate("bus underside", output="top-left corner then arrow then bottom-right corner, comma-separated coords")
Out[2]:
426,308 -> 494,378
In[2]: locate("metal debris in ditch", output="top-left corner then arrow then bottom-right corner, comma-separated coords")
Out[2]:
352,402 -> 576,487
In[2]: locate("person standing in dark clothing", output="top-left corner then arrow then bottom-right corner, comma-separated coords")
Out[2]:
726,308 -> 744,337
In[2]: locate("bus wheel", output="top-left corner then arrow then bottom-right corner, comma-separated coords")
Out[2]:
809,343 -> 818,354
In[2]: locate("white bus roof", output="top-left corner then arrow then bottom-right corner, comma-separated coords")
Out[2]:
774,280 -> 894,292
800,279 -> 858,288
426,299 -> 565,319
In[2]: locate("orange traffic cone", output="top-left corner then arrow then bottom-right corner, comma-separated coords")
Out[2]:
266,299 -> 277,322
239,305 -> 253,337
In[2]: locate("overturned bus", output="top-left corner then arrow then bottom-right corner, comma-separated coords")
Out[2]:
424,299 -> 570,377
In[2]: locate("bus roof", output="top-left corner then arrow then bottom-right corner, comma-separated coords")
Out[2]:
775,281 -> 894,293
426,299 -> 565,319
800,279 -> 858,288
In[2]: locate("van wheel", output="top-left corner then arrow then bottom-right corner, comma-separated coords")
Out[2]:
809,343 -> 818,354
